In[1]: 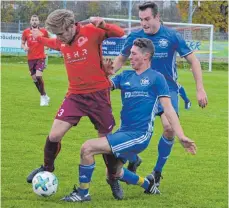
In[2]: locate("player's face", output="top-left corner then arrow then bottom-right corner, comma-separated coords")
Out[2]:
130,45 -> 145,70
139,8 -> 160,34
30,17 -> 40,28
53,24 -> 76,44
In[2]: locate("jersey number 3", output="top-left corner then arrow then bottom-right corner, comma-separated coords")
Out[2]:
57,109 -> 64,117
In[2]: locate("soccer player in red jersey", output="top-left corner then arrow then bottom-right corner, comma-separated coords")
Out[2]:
26,9 -> 125,199
21,15 -> 50,106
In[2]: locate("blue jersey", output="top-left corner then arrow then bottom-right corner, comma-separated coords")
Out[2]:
121,25 -> 192,91
111,69 -> 170,132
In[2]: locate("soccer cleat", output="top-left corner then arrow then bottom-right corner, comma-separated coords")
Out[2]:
27,165 -> 45,183
127,155 -> 142,173
106,178 -> 123,200
185,101 -> 191,110
61,185 -> 91,202
147,171 -> 163,188
40,95 -> 48,106
45,95 -> 50,104
144,174 -> 161,195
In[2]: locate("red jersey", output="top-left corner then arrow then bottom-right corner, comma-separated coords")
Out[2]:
37,23 -> 124,95
22,28 -> 49,60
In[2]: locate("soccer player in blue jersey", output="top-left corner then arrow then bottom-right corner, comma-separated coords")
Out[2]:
106,1 -> 207,187
61,38 -> 196,202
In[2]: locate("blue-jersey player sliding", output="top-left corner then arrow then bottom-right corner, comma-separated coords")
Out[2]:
60,38 -> 197,202
106,2 -> 207,189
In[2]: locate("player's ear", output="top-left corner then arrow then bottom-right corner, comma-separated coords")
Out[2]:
155,14 -> 160,21
144,52 -> 151,60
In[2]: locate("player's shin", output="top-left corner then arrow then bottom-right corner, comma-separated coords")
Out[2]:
78,163 -> 95,196
103,154 -> 120,178
33,80 -> 40,92
154,135 -> 174,172
119,168 -> 150,190
36,76 -> 46,95
44,136 -> 61,172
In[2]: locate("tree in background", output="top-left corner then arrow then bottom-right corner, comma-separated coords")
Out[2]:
219,1 -> 228,32
17,1 -> 49,22
177,1 -> 228,32
160,1 -> 181,22
1,1 -> 14,22
86,2 -> 100,17
1,1 -> 228,33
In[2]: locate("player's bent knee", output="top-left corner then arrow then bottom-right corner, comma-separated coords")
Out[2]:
48,132 -> 62,142
36,75 -> 42,81
163,125 -> 175,138
115,167 -> 123,178
31,75 -> 37,81
80,141 -> 93,159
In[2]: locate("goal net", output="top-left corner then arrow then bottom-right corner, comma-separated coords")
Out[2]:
82,18 -> 214,72
163,21 -> 214,72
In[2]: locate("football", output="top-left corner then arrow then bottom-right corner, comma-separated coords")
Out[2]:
32,171 -> 58,197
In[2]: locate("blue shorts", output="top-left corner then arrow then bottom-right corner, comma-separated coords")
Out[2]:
157,90 -> 179,116
106,130 -> 152,160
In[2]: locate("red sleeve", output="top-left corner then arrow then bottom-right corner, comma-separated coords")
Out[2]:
22,30 -> 27,41
37,36 -> 61,51
89,24 -> 124,44
103,23 -> 125,38
44,29 -> 49,38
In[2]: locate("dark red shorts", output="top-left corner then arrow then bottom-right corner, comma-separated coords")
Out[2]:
28,59 -> 46,76
55,89 -> 115,134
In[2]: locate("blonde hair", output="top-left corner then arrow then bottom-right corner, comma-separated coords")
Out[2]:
45,9 -> 75,32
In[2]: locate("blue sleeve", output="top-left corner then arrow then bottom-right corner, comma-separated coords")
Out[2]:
111,73 -> 122,90
174,32 -> 192,57
154,73 -> 170,97
120,33 -> 136,57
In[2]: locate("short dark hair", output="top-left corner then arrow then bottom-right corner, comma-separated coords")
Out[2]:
133,38 -> 155,58
31,15 -> 39,19
138,1 -> 159,17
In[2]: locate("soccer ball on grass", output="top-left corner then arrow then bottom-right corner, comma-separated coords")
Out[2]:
32,171 -> 58,197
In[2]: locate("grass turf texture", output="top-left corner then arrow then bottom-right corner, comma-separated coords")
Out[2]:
1,61 -> 228,208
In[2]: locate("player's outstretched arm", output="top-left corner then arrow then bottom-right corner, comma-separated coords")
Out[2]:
160,97 -> 197,155
90,17 -> 125,38
31,29 -> 60,51
37,37 -> 60,51
90,17 -> 106,28
185,53 -> 208,108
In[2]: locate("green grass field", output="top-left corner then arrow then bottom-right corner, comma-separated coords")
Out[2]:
1,62 -> 228,208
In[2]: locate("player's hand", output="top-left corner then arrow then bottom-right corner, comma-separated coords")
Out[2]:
31,28 -> 43,39
90,17 -> 106,29
103,58 -> 115,77
23,45 -> 29,52
197,88 -> 208,108
179,136 -> 197,155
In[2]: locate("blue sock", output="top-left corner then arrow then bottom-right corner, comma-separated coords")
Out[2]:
78,163 -> 95,196
120,168 -> 150,190
179,85 -> 190,103
154,136 -> 174,172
